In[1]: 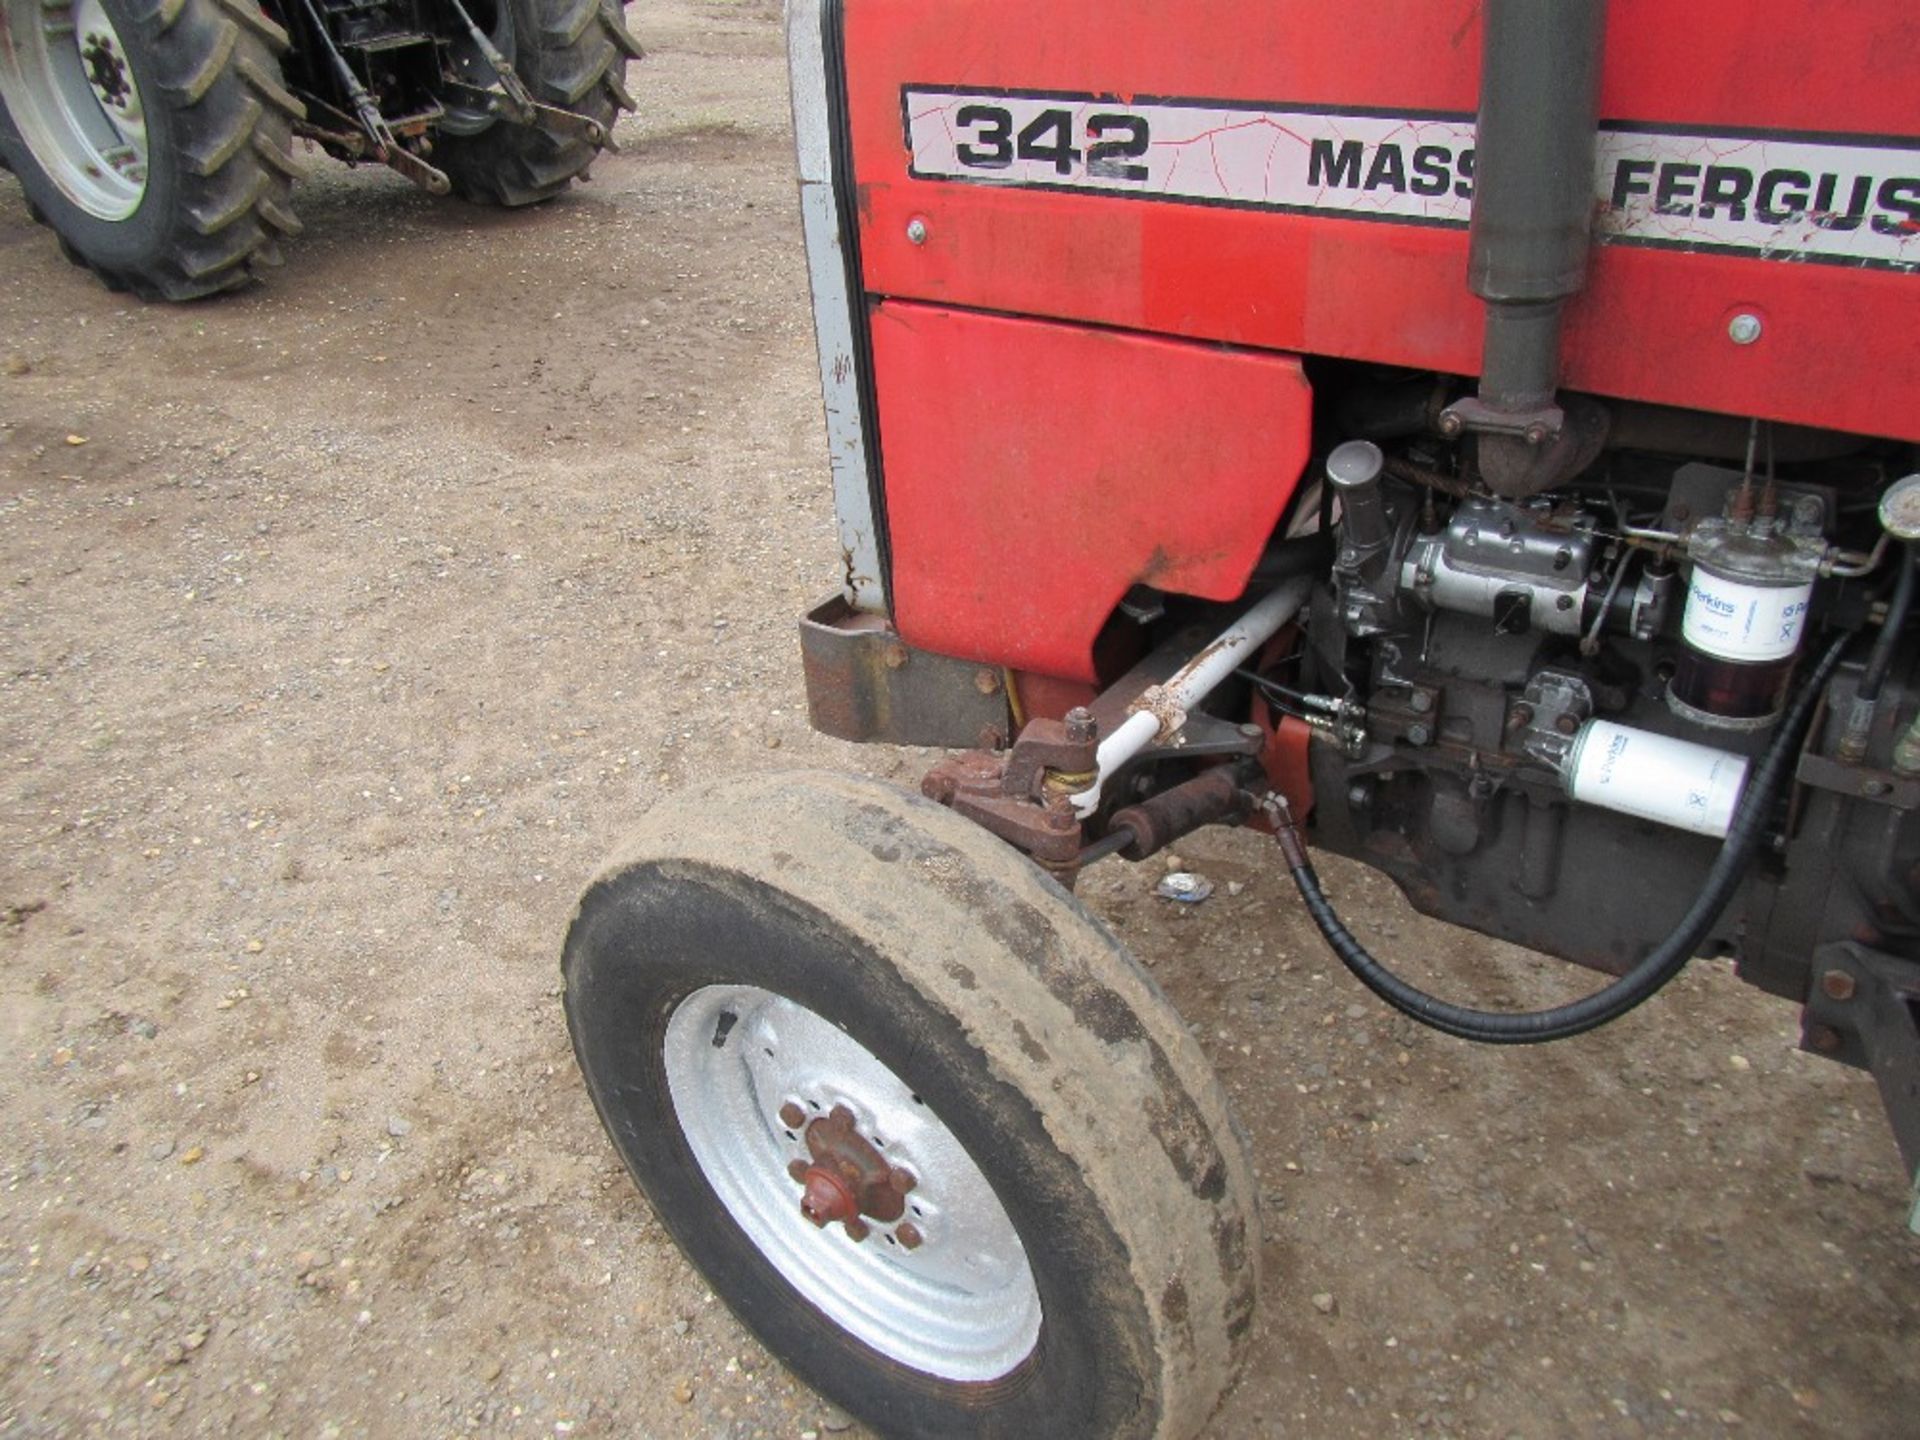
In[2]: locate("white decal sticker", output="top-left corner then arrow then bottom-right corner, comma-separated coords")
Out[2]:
1681,571 -> 1812,662
903,88 -> 1920,270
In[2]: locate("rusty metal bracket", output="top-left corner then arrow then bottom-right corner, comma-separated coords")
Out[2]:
921,717 -> 1096,866
800,595 -> 1010,749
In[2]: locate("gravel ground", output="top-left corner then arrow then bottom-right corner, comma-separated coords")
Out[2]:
2,3 -> 1916,1437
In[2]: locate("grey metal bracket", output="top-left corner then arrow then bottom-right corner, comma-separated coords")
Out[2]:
1801,942 -> 1920,1233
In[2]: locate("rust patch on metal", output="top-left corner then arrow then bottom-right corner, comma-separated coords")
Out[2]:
790,1104 -> 914,1243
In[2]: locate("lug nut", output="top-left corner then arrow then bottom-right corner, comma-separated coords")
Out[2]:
1065,706 -> 1097,743
889,1166 -> 917,1193
787,1159 -> 810,1183
779,1102 -> 807,1130
895,1222 -> 923,1250
1820,970 -> 1856,1002
1807,1024 -> 1843,1054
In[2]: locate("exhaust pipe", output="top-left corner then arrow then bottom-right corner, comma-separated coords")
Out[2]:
1444,0 -> 1611,496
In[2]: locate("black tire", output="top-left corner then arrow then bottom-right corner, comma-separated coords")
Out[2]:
433,0 -> 640,207
0,0 -> 303,300
563,772 -> 1260,1440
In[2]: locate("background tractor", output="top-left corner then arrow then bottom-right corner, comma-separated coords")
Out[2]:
0,0 -> 641,298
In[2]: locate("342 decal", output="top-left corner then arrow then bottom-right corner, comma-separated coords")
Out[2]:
951,104 -> 1150,182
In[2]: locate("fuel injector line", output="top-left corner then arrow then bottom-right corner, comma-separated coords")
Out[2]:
1265,634 -> 1847,1045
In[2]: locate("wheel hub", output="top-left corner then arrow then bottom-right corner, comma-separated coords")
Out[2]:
79,32 -> 130,112
780,1102 -> 917,1242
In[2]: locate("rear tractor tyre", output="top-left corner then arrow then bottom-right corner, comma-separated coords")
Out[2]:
434,0 -> 641,207
0,0 -> 303,299
563,772 -> 1260,1440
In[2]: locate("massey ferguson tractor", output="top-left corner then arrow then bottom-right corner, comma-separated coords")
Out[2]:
0,0 -> 640,298
562,2 -> 1920,1436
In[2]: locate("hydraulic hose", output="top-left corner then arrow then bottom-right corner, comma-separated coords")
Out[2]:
1858,542 -> 1915,705
1836,542 -> 1914,761
1267,634 -> 1848,1045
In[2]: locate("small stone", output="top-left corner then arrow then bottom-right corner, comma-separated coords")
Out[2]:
1311,1292 -> 1338,1315
671,1319 -> 689,1337
4,356 -> 29,377
149,1139 -> 176,1161
480,1359 -> 503,1384
1728,1054 -> 1751,1071
128,1017 -> 159,1040
125,1254 -> 150,1274
820,1405 -> 853,1433
1717,1409 -> 1743,1425
1162,852 -> 1186,872
64,434 -> 87,446
178,1145 -> 204,1166
245,939 -> 264,954
672,1380 -> 694,1405
181,1328 -> 208,1352
1394,1145 -> 1429,1167
1227,880 -> 1246,897
386,1115 -> 413,1138
764,735 -> 781,750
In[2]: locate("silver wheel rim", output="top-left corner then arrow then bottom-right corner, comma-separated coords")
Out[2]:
439,0 -> 513,137
0,0 -> 151,220
663,984 -> 1044,1382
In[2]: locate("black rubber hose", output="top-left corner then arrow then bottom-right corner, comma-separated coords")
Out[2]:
1268,634 -> 1848,1045
1857,543 -> 1915,705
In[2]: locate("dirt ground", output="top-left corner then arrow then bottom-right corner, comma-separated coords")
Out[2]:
1,3 -> 1916,1437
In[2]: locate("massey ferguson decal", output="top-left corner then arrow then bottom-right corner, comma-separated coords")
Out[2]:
903,87 -> 1920,270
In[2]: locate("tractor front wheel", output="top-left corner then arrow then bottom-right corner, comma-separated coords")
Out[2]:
0,0 -> 302,299
563,772 -> 1260,1440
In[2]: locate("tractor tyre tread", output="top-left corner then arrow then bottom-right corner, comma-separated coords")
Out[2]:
0,0 -> 302,300
435,0 -> 639,208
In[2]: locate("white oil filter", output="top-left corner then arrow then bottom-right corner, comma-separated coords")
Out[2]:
1564,720 -> 1751,838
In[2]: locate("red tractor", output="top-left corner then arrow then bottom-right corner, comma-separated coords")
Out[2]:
563,3 -> 1920,1436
